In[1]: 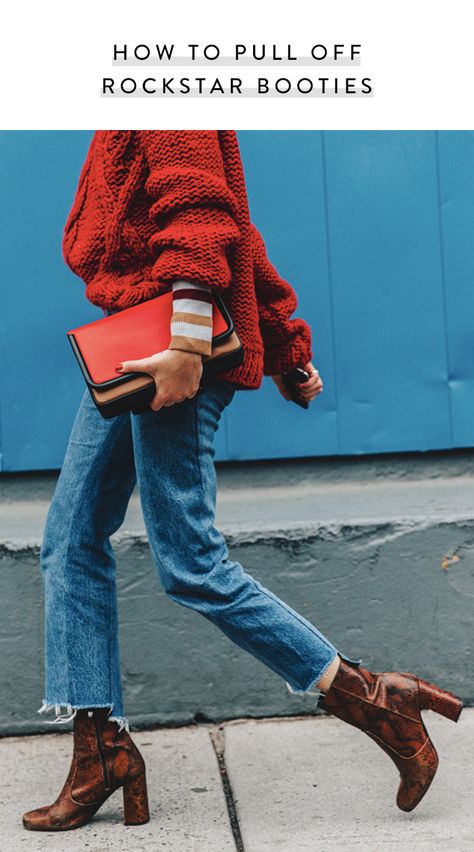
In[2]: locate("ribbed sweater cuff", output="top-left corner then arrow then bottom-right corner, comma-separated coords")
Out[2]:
169,280 -> 213,356
263,338 -> 312,376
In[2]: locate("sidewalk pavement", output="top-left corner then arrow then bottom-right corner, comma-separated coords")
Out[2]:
1,709 -> 473,852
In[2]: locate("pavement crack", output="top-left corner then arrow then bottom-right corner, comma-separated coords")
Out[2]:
208,724 -> 245,852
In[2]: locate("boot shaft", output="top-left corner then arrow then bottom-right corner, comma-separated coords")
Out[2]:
72,709 -> 145,804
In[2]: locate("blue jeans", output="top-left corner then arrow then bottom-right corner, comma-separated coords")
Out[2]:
38,374 -> 360,730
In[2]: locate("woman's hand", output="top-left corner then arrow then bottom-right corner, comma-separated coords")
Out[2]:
272,362 -> 323,403
117,349 -> 203,411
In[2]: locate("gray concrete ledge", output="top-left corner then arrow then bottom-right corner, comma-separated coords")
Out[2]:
1,451 -> 474,735
3,448 -> 474,545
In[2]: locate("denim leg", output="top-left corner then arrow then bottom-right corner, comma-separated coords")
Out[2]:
39,387 -> 137,727
131,379 -> 345,694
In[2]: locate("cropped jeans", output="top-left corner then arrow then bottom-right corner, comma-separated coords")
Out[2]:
38,363 -> 359,731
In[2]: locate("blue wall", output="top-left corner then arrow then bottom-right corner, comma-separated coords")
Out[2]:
1,131 -> 474,471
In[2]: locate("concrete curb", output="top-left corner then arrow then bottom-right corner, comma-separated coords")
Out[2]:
2,461 -> 474,735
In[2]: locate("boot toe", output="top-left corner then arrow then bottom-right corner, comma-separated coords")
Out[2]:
396,743 -> 439,812
22,805 -> 86,832
22,806 -> 53,831
397,776 -> 435,812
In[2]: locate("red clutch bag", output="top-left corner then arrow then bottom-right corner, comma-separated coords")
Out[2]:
67,290 -> 243,419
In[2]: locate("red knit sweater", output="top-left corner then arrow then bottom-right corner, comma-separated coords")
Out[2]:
62,130 -> 312,389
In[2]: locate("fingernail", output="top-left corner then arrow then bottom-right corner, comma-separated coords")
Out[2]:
115,364 -> 123,372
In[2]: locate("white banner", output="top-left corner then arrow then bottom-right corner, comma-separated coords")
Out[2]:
2,0 -> 473,129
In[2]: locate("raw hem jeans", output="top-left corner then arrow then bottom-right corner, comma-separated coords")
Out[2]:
39,375 -> 360,730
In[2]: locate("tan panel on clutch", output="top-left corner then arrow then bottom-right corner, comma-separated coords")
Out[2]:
91,374 -> 155,404
203,331 -> 242,362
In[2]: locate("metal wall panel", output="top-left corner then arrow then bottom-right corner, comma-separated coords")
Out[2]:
322,131 -> 452,453
1,130 -> 473,470
0,131 -> 98,471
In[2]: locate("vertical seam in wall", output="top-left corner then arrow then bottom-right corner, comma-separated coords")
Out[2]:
434,131 -> 454,446
320,131 -> 341,453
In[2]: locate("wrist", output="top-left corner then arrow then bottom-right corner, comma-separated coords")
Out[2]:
167,347 -> 203,362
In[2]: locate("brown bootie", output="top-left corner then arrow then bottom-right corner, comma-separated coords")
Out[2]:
318,659 -> 463,811
22,708 -> 150,831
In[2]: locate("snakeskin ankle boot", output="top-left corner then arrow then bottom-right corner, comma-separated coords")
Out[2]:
319,658 -> 463,811
22,708 -> 150,831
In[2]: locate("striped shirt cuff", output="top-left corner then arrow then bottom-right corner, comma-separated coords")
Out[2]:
169,281 -> 213,357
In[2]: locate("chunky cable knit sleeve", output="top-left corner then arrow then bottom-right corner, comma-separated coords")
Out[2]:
137,131 -> 242,292
250,223 -> 313,375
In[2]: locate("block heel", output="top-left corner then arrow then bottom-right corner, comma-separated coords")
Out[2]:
122,771 -> 150,825
417,678 -> 463,722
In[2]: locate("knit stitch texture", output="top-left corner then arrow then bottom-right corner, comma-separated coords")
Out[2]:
62,130 -> 312,389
